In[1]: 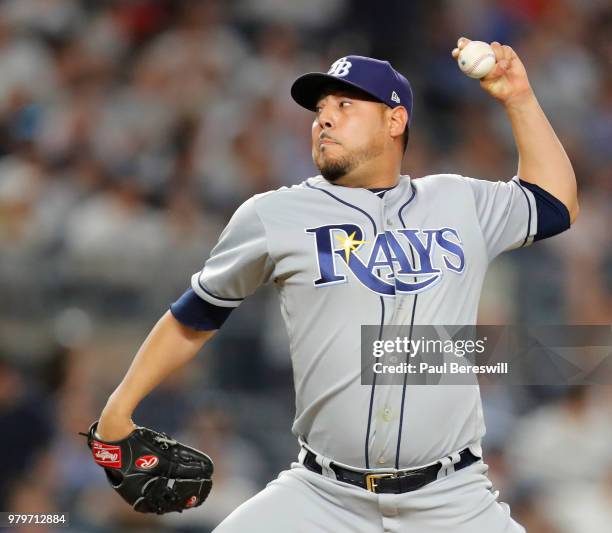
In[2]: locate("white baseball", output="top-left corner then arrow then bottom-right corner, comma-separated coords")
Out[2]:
457,41 -> 496,79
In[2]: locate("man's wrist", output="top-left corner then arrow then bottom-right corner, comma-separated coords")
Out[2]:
103,394 -> 135,419
97,402 -> 137,441
502,88 -> 538,113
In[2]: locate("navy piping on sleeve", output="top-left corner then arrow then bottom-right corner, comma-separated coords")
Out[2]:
512,180 -> 532,247
196,274 -> 244,302
518,179 -> 571,241
170,288 -> 234,331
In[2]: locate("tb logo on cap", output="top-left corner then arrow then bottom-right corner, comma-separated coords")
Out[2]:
327,57 -> 352,77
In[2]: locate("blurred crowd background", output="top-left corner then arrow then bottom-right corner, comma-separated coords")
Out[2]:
0,0 -> 610,531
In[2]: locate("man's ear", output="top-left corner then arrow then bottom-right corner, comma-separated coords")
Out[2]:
387,106 -> 409,140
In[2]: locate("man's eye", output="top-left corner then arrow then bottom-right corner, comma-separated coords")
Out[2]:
340,101 -> 351,107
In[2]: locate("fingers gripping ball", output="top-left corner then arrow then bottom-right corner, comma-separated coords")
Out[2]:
457,41 -> 496,79
81,421 -> 214,514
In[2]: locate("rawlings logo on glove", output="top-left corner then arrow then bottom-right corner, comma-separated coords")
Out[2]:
92,442 -> 122,468
80,421 -> 214,514
135,455 -> 159,469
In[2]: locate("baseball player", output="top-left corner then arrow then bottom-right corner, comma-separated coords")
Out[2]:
94,38 -> 578,532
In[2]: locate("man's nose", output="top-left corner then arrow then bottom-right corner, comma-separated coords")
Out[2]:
317,107 -> 335,129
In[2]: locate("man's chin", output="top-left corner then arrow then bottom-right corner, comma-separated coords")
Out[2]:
319,164 -> 348,182
316,155 -> 352,183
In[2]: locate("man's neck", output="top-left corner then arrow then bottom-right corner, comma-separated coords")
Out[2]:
330,159 -> 401,189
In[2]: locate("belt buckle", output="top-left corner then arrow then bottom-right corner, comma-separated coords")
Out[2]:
365,472 -> 396,493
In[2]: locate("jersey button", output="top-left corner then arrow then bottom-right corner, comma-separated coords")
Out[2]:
378,457 -> 386,465
383,408 -> 392,422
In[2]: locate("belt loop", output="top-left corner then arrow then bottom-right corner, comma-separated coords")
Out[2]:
436,456 -> 453,480
315,454 -> 336,479
298,446 -> 308,465
437,451 -> 462,480
446,451 -> 462,476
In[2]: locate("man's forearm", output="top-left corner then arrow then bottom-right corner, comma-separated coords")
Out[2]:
505,91 -> 579,222
99,311 -> 215,438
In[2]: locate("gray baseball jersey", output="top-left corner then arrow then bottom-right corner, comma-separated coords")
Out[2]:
191,173 -> 537,470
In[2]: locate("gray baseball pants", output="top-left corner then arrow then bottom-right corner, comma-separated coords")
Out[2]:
213,459 -> 525,532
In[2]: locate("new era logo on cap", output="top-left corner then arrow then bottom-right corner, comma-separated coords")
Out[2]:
290,55 -> 413,124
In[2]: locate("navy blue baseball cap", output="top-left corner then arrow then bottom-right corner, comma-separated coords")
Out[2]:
291,55 -> 413,124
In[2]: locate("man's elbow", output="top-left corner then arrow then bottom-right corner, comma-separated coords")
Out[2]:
568,200 -> 579,225
567,168 -> 579,224
569,202 -> 580,224
563,169 -> 579,225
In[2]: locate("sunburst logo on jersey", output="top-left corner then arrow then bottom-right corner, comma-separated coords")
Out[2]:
335,231 -> 367,263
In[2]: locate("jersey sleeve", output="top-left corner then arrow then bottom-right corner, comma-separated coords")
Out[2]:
191,196 -> 275,308
461,175 -> 538,260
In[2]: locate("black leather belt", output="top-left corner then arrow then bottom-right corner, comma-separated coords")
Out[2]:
302,448 -> 480,494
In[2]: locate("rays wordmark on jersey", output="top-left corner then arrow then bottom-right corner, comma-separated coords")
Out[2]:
306,224 -> 466,296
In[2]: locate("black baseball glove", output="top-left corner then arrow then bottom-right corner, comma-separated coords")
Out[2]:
81,421 -> 213,514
